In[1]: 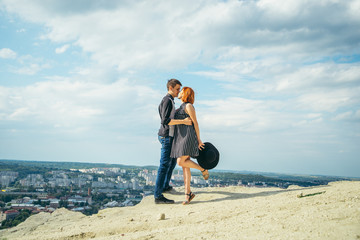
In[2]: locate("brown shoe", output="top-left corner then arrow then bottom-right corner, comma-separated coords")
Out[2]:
182,192 -> 195,205
201,169 -> 209,180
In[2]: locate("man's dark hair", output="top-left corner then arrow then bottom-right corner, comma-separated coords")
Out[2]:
167,78 -> 182,90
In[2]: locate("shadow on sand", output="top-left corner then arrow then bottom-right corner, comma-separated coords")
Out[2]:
171,185 -> 329,204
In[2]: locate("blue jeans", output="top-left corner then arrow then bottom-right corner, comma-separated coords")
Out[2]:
154,136 -> 177,198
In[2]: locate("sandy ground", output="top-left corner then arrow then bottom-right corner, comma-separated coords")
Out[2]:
0,181 -> 359,240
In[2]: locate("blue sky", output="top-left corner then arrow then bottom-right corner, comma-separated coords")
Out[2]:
0,0 -> 359,177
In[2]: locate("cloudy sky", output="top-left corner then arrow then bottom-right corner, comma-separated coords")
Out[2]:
0,0 -> 359,177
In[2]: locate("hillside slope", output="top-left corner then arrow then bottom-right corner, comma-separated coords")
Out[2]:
1,181 -> 359,240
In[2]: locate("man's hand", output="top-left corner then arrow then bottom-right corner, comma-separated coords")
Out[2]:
183,117 -> 192,125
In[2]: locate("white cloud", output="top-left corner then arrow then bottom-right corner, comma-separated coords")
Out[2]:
0,48 -> 17,59
0,49 -> 52,75
198,97 -> 297,133
15,63 -> 50,75
55,44 -> 70,54
295,88 -> 359,113
8,55 -> 52,75
355,109 -> 360,119
2,0 -> 359,72
194,60 -> 360,114
0,79 -> 160,133
1,0 -> 359,127
332,111 -> 353,121
273,64 -> 360,92
332,110 -> 360,122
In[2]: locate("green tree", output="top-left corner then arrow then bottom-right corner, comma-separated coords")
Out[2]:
0,209 -> 33,229
59,200 -> 68,208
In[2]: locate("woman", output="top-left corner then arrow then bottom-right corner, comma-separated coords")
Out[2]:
170,87 -> 209,205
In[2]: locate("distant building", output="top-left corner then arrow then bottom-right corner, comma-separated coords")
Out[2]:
49,199 -> 60,208
104,201 -> 119,208
248,182 -> 256,187
120,199 -> 134,207
38,193 -> 48,199
47,207 -> 56,213
11,204 -> 36,211
0,171 -> 18,187
72,177 -> 88,187
80,174 -> 93,180
171,171 -> 184,181
67,195 -> 87,205
92,181 -> 117,188
125,194 -> 142,203
71,207 -> 84,212
47,177 -> 71,187
5,210 -> 19,220
51,171 -> 68,179
131,179 -> 141,190
192,176 -> 206,185
138,170 -> 157,186
19,174 -> 45,187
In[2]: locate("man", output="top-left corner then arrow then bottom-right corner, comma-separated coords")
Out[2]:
154,79 -> 192,204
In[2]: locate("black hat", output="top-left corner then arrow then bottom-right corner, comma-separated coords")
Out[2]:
196,142 -> 219,170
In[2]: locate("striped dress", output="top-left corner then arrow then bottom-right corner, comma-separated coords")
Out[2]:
170,103 -> 199,158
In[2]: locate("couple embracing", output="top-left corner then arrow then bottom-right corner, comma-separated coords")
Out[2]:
154,79 -> 209,205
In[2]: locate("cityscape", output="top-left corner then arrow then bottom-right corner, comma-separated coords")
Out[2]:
0,159 -> 356,229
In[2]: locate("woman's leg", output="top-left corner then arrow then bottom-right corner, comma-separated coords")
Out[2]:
178,159 -> 192,197
182,166 -> 186,187
177,155 -> 204,171
178,155 -> 209,181
184,167 -> 191,195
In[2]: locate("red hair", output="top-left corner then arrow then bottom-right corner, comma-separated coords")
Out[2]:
181,87 -> 195,104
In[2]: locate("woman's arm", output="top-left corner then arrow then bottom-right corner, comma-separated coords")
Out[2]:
168,118 -> 192,126
185,103 -> 205,150
160,98 -> 192,126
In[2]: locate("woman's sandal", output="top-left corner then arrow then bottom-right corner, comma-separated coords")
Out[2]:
182,192 -> 195,205
201,169 -> 209,180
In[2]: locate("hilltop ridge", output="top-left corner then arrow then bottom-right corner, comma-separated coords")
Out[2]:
1,181 -> 359,240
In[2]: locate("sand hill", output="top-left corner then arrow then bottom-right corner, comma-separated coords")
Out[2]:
0,181 -> 359,240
